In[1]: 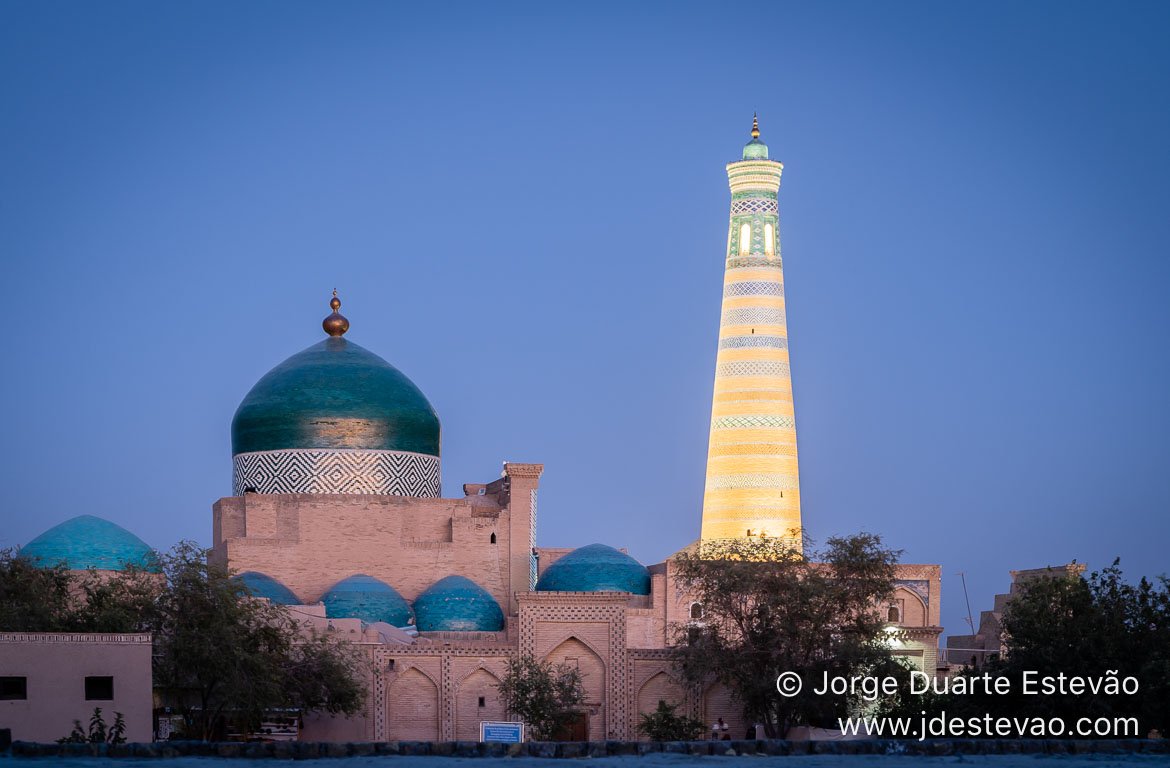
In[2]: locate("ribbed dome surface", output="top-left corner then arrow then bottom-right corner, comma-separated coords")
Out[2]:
535,543 -> 651,595
20,515 -> 158,572
231,337 -> 440,456
321,574 -> 413,626
235,572 -> 300,605
413,575 -> 504,632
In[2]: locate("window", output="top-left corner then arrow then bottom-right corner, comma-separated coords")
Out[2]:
887,606 -> 900,624
764,223 -> 775,256
739,223 -> 751,256
0,676 -> 27,700
490,533 -> 497,544
689,602 -> 704,620
85,676 -> 114,701
478,696 -> 486,708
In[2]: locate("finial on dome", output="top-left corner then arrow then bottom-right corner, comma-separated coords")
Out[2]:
323,289 -> 350,337
752,113 -> 760,139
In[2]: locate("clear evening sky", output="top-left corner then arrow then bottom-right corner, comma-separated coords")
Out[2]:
2,1 -> 1167,638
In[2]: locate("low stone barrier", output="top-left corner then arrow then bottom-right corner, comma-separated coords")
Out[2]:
6,737 -> 1169,759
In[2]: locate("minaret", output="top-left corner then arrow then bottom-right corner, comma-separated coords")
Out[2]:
700,116 -> 802,545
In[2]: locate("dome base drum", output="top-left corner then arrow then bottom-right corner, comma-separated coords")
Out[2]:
232,448 -> 440,496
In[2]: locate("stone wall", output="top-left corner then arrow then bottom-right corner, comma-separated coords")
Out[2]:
0,633 -> 153,744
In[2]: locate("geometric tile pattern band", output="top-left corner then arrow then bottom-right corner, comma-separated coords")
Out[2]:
232,449 -> 440,497
718,335 -> 788,350
730,197 -> 778,214
705,473 -> 800,490
723,280 -> 784,298
721,306 -> 786,326
715,360 -> 791,377
711,414 -> 795,430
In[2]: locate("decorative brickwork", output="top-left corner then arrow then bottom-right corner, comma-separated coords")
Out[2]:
723,281 -> 784,298
233,449 -> 439,496
702,134 -> 801,544
519,593 -> 630,739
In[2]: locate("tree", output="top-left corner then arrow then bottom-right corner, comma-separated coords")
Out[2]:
637,699 -> 706,741
0,548 -> 75,631
151,542 -> 367,740
670,533 -> 909,737
940,560 -> 1170,737
1,543 -> 367,741
495,654 -> 584,740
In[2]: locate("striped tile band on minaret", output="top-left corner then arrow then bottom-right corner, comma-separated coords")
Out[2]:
700,117 -> 803,544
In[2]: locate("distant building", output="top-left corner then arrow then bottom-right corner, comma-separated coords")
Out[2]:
946,564 -> 1085,668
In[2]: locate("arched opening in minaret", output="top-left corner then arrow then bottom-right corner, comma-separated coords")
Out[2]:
764,223 -> 775,256
490,533 -> 497,544
739,223 -> 751,256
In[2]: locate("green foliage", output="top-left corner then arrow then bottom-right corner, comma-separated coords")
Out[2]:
0,548 -> 75,631
937,560 -> 1170,737
57,708 -> 126,744
671,533 -> 907,737
637,699 -> 706,741
495,654 -> 584,740
0,548 -> 158,632
151,541 -> 367,740
2,543 -> 367,741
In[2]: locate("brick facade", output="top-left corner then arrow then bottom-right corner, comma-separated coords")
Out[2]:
212,469 -> 942,742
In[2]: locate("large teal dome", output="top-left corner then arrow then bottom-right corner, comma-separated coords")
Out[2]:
235,572 -> 300,605
413,576 -> 504,632
231,336 -> 440,456
20,515 -> 159,572
321,574 -> 413,627
535,543 -> 651,595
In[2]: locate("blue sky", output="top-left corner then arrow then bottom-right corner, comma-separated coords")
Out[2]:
2,1 -> 1168,638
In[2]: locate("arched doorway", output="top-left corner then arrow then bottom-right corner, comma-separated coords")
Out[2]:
546,637 -> 605,740
455,668 -> 505,741
386,667 -> 439,741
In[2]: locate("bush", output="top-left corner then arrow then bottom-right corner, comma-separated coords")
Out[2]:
637,699 -> 706,741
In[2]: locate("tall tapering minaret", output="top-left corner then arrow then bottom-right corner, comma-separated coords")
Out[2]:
700,116 -> 802,545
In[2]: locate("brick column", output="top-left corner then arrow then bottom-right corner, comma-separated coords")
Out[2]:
504,463 -> 543,615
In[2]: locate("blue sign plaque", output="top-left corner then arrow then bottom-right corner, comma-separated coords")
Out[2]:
480,721 -> 525,743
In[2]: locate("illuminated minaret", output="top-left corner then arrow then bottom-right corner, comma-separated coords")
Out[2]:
700,116 -> 802,544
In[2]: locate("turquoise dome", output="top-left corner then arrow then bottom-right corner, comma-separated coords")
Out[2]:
742,138 -> 769,160
536,543 -> 651,595
742,115 -> 769,160
321,574 -> 413,626
20,515 -> 159,572
231,337 -> 441,456
413,575 -> 504,632
235,572 -> 300,605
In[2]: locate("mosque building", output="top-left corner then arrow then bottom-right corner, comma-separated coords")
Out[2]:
11,122 -> 943,743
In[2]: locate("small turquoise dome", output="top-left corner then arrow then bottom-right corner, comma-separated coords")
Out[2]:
414,575 -> 504,632
231,336 -> 441,457
742,138 -> 769,160
742,114 -> 769,160
536,543 -> 650,595
235,572 -> 300,605
20,515 -> 158,572
321,574 -> 413,626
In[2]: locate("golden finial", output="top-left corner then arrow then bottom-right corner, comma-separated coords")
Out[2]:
751,113 -> 760,139
323,289 -> 349,337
